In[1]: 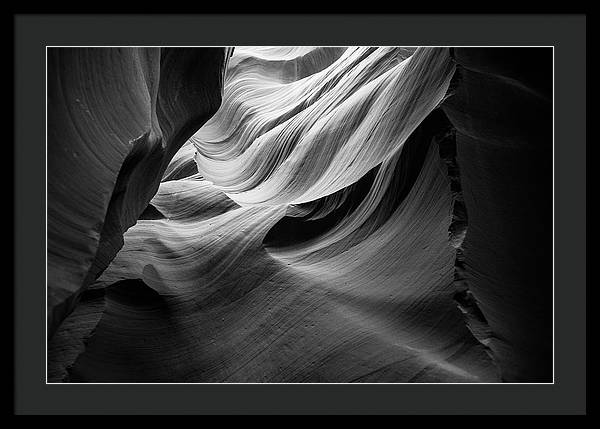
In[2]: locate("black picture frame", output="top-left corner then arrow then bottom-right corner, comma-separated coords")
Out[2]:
14,14 -> 586,415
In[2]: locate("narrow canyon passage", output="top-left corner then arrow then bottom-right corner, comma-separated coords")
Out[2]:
47,46 -> 552,383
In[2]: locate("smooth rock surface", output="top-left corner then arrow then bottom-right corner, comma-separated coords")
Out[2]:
48,47 -> 552,383
47,47 -> 231,338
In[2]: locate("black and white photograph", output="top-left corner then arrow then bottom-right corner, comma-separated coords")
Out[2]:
13,13 -> 587,415
46,45 -> 554,383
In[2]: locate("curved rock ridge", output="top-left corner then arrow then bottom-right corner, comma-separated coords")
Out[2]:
161,46 -> 349,182
228,46 -> 350,83
53,133 -> 498,383
47,47 -> 232,338
191,47 -> 450,205
263,110 -> 450,265
48,46 -> 552,383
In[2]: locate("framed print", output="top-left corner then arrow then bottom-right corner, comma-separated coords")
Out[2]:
14,13 -> 586,415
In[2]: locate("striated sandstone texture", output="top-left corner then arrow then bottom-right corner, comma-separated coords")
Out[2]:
48,47 -> 552,383
47,47 -> 232,338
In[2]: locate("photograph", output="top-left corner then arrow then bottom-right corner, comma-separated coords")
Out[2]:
45,45 -> 554,384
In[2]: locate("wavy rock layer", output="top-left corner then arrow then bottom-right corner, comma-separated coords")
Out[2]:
48,46 -> 552,383
47,48 -> 231,338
